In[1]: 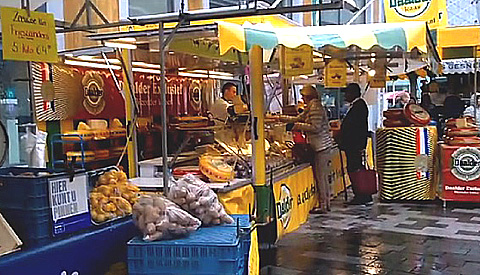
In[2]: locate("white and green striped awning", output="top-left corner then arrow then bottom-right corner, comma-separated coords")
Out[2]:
218,21 -> 432,56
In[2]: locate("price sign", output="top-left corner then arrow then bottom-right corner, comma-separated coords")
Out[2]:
1,7 -> 58,63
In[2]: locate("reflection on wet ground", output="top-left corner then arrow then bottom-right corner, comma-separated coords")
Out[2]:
260,191 -> 480,274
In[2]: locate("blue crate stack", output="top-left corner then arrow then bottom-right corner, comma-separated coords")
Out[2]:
128,214 -> 251,275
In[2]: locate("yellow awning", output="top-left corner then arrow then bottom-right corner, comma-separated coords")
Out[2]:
218,21 -> 431,55
437,26 -> 480,48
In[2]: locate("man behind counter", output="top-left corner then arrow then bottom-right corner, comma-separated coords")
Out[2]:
210,82 -> 238,124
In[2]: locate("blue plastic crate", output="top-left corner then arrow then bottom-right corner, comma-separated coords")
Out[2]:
0,168 -> 94,247
128,215 -> 251,275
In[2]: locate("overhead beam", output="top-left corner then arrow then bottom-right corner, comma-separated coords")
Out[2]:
56,1 -> 357,33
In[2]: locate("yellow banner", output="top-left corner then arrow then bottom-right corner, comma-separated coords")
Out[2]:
248,228 -> 259,275
274,166 -> 316,238
218,184 -> 255,215
331,149 -> 351,197
1,7 -> 58,63
384,0 -> 447,29
325,59 -> 347,88
279,45 -> 313,77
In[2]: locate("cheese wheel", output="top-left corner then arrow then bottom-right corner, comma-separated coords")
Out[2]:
62,130 -> 94,141
447,136 -> 480,146
383,119 -> 409,128
199,155 -> 234,182
383,109 -> 404,120
446,127 -> 479,137
404,104 -> 431,126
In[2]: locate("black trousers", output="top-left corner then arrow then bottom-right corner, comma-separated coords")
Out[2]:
345,150 -> 363,173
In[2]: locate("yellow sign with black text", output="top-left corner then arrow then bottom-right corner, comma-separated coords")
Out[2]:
279,45 -> 313,77
384,0 -> 447,29
274,166 -> 317,238
1,7 -> 58,62
325,59 -> 347,88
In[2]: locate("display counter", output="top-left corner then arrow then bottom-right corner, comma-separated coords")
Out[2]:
377,126 -> 438,200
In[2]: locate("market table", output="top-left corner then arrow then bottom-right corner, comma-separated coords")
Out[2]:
0,218 -> 137,275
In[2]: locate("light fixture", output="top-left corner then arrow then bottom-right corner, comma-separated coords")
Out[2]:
132,62 -> 161,69
132,67 -> 161,74
178,72 -> 209,78
168,51 -> 175,55
210,71 -> 234,77
368,70 -> 376,77
118,37 -> 137,43
77,55 -> 97,61
104,41 -> 137,50
193,55 -> 198,59
64,60 -> 121,70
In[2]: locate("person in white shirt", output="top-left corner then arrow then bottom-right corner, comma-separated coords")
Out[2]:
464,94 -> 480,126
210,83 -> 238,124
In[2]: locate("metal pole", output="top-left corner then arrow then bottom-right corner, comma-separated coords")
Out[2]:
346,0 -> 375,25
475,46 -> 478,121
250,45 -> 270,223
159,22 -> 169,194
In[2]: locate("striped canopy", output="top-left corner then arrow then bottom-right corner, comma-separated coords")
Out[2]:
218,21 -> 430,56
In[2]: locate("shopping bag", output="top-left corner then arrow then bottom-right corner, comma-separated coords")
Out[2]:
349,168 -> 378,195
349,150 -> 378,195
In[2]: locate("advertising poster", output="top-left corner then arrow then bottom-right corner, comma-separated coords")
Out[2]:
384,0 -> 448,29
33,63 -> 207,121
273,167 -> 317,239
441,146 -> 480,202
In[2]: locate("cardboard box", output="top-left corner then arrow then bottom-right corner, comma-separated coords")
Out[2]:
0,213 -> 22,256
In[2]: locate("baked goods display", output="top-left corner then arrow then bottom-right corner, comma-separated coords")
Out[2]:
62,118 -> 127,164
173,116 -> 210,129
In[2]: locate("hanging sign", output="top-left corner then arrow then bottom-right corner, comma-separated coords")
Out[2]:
324,59 -> 347,88
368,59 -> 387,88
384,0 -> 448,29
1,7 -> 58,62
279,45 -> 313,78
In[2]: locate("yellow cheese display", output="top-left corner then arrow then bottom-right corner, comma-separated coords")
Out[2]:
89,169 -> 140,223
199,155 -> 234,182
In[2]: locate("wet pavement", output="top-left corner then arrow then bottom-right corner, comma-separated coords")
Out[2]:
260,191 -> 480,275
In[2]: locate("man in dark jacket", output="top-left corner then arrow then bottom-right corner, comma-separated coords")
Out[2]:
340,83 -> 370,205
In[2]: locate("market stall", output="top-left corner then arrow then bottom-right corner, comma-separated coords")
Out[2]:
84,19 -> 440,238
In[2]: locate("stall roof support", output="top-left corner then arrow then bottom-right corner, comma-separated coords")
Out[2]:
159,22 -> 169,194
56,1 -> 357,33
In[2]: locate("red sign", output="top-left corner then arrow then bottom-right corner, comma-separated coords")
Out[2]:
440,144 -> 480,202
33,63 -> 207,121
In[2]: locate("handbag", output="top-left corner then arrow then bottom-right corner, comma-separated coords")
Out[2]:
349,151 -> 378,195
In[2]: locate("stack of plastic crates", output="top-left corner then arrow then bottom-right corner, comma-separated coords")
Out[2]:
128,214 -> 251,275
